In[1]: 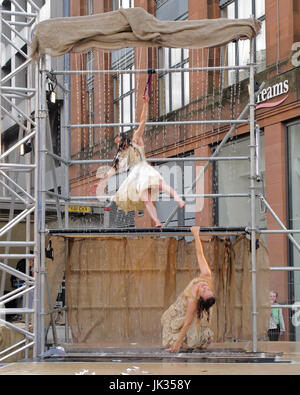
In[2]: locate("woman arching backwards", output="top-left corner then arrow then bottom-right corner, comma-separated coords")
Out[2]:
95,94 -> 185,227
161,226 -> 216,353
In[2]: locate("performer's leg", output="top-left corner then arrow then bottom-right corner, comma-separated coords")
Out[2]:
159,181 -> 186,208
141,189 -> 162,227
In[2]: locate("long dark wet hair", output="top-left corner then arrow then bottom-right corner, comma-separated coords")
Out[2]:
197,296 -> 216,323
112,132 -> 132,171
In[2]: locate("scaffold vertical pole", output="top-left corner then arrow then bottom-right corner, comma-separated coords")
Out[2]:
34,56 -> 47,358
249,37 -> 258,353
63,82 -> 70,228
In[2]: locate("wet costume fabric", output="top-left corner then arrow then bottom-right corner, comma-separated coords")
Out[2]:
161,277 -> 214,349
112,143 -> 163,212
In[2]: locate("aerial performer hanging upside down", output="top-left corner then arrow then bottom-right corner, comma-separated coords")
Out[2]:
94,93 -> 185,227
161,226 -> 216,353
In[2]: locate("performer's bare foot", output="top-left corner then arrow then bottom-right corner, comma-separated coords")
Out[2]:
155,221 -> 162,228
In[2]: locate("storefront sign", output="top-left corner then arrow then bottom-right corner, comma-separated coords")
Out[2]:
256,80 -> 289,109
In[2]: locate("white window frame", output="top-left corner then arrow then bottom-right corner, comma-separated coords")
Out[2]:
220,0 -> 266,86
158,47 -> 189,115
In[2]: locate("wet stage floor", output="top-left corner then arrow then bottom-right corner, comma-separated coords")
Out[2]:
1,342 -> 300,375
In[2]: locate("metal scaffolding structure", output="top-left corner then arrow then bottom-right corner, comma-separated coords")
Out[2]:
0,0 -> 40,361
1,3 -> 300,361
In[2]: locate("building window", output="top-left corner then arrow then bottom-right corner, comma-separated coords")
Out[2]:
214,132 -> 266,231
220,0 -> 266,86
155,151 -> 195,227
86,0 -> 94,148
156,0 -> 189,116
158,48 -> 189,115
86,0 -> 93,14
86,51 -> 95,148
113,0 -> 134,10
287,120 -> 300,341
112,55 -> 135,136
111,0 -> 135,135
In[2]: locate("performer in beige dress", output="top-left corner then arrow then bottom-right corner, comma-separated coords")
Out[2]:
95,95 -> 185,227
161,226 -> 216,353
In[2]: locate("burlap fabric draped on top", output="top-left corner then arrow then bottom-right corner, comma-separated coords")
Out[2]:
30,7 -> 261,60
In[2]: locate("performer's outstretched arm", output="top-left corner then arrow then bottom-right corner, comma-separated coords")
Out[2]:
132,95 -> 149,146
190,226 -> 212,278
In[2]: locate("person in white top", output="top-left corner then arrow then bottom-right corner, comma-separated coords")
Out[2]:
268,290 -> 285,341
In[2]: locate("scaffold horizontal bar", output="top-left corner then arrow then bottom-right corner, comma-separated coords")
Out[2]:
0,241 -> 35,247
67,120 -> 249,128
0,10 -> 37,17
0,254 -> 34,259
70,156 -> 249,165
5,20 -> 33,27
0,308 -> 35,314
0,168 -> 34,173
0,163 -> 36,169
271,305 -> 300,309
48,226 -> 247,237
70,193 -> 249,200
0,196 -> 104,208
259,229 -> 300,234
0,86 -> 36,93
269,267 -> 300,271
183,193 -> 250,198
2,93 -> 35,99
50,65 -> 251,75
